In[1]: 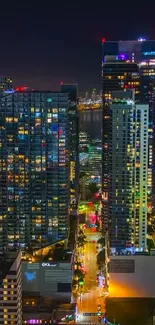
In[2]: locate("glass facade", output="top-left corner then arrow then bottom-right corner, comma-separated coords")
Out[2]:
140,61 -> 155,213
110,91 -> 148,251
0,91 -> 69,251
102,55 -> 140,231
102,40 -> 155,217
61,84 -> 79,211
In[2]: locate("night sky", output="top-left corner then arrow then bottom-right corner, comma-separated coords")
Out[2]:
0,3 -> 154,92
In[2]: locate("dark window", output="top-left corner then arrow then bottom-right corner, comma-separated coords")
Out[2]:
57,282 -> 71,293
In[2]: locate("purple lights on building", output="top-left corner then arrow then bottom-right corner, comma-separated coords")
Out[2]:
27,320 -> 41,324
117,54 -> 129,61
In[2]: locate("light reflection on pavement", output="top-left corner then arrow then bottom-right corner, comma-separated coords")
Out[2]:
76,223 -> 106,324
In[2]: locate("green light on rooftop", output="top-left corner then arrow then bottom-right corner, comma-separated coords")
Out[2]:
47,98 -> 52,103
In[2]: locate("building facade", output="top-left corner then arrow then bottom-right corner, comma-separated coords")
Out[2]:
0,252 -> 22,325
22,261 -> 73,302
87,138 -> 102,177
0,90 -> 70,251
60,84 -> 79,211
102,39 -> 155,214
102,54 -> 140,231
108,254 -> 155,298
110,91 -> 148,251
0,76 -> 13,92
140,60 -> 155,213
102,39 -> 155,62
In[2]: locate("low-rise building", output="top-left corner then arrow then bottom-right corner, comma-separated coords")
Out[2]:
108,254 -> 155,298
22,261 -> 73,302
0,251 -> 22,325
106,253 -> 155,325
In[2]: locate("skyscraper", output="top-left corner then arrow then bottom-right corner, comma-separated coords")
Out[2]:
60,84 -> 79,211
0,76 -> 13,92
0,251 -> 22,325
102,39 -> 155,214
140,60 -> 155,213
110,91 -> 148,251
0,90 -> 70,251
102,39 -> 155,62
102,54 -> 140,231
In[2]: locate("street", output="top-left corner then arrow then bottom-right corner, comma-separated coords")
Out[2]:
76,212 -> 106,324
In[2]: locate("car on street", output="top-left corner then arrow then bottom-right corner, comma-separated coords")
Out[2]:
97,304 -> 101,311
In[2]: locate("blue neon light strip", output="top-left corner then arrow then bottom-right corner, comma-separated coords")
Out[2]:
143,51 -> 155,56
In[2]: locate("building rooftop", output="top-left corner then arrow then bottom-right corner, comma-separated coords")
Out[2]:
0,251 -> 20,284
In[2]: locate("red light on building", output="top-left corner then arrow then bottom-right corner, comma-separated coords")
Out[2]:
102,38 -> 106,43
16,86 -> 26,91
60,81 -> 63,85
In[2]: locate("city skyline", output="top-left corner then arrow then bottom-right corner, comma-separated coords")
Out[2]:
1,5 -> 155,320
0,4 -> 155,91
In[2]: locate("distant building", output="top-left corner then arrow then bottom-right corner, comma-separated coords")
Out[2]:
79,132 -> 90,153
0,76 -> 12,92
60,84 -> 79,211
102,39 -> 155,62
0,90 -> 70,251
110,91 -> 148,251
87,138 -> 102,177
0,251 -> 22,325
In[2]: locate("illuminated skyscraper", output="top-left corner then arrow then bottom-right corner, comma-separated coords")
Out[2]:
102,53 -> 140,231
140,60 -> 155,213
0,90 -> 70,251
60,84 -> 79,211
102,39 -> 155,62
102,39 -> 155,214
110,91 -> 148,251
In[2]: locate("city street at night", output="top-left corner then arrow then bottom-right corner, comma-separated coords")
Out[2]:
76,212 -> 106,324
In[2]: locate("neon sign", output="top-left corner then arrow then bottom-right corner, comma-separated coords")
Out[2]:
143,51 -> 155,56
41,263 -> 57,267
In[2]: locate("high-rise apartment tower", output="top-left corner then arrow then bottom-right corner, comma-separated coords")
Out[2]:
110,91 -> 148,251
102,54 -> 140,231
60,84 -> 79,211
0,90 -> 70,251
